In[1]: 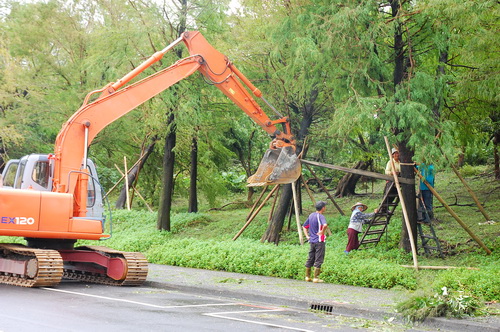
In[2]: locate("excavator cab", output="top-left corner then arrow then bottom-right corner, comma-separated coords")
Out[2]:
247,146 -> 301,187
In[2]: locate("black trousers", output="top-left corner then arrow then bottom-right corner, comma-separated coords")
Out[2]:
305,242 -> 326,268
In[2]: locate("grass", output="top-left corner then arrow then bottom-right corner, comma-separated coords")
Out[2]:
85,164 -> 499,302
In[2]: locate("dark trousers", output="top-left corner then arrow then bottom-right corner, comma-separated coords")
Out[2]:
421,190 -> 433,211
305,242 -> 326,268
420,190 -> 434,219
346,228 -> 360,252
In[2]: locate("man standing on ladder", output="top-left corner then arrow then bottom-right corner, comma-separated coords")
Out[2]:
382,148 -> 401,213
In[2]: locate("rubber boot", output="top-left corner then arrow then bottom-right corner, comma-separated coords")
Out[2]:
305,267 -> 312,282
313,267 -> 324,283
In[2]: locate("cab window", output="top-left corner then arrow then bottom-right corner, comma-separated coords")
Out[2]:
87,166 -> 96,207
2,162 -> 18,187
32,161 -> 50,189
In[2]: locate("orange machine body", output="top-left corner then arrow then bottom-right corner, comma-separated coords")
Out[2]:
0,188 -> 103,240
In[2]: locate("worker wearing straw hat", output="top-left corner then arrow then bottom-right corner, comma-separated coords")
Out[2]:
345,202 -> 376,254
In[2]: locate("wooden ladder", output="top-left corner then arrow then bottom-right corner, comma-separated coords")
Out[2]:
416,196 -> 444,258
417,222 -> 444,258
359,182 -> 399,247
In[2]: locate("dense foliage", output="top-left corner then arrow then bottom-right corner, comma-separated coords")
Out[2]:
1,0 -> 498,207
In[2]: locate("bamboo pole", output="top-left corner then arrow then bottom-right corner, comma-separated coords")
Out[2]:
401,265 -> 479,271
304,164 -> 345,216
415,168 -> 492,255
450,164 -> 492,221
233,185 -> 279,241
384,137 -> 419,270
301,174 -> 316,207
268,185 -> 280,224
114,165 -> 153,212
291,181 -> 304,245
104,153 -> 148,199
123,156 -> 131,210
247,185 -> 268,221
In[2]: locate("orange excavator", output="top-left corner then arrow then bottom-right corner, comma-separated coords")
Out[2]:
0,31 -> 301,287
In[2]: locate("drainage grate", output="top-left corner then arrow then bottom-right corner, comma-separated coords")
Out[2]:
310,303 -> 334,314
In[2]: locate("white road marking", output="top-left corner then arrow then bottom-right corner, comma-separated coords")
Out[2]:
41,287 -> 238,309
205,309 -> 315,332
42,287 -> 313,331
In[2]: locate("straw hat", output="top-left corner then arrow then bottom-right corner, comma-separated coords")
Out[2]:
391,148 -> 399,155
351,202 -> 368,211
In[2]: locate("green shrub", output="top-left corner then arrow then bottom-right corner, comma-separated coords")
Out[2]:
396,287 -> 484,322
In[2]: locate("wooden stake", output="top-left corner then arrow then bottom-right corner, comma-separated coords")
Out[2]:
304,164 -> 345,216
291,181 -> 304,245
233,185 -> 279,241
415,167 -> 492,255
384,137 -> 419,270
123,156 -> 131,210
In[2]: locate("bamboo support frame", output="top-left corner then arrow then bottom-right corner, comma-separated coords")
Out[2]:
114,164 -> 153,212
415,167 -> 492,255
301,174 -> 316,207
233,185 -> 279,241
304,164 -> 345,216
247,185 -> 268,221
450,164 -> 492,221
104,153 -> 148,199
384,137 -> 419,270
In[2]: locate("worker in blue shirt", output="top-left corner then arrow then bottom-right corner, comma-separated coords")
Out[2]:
417,162 -> 435,220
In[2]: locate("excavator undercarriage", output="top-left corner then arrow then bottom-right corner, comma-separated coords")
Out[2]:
0,243 -> 148,287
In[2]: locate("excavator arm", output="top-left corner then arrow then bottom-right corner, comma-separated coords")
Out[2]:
0,31 -> 300,288
53,31 -> 300,216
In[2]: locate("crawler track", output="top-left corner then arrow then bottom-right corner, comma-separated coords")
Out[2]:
0,244 -> 63,287
63,246 -> 148,286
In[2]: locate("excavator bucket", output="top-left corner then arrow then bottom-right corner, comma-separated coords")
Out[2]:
247,146 -> 301,186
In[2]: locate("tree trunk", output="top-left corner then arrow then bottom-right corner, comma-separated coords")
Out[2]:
156,2 -> 186,231
115,137 -> 157,209
391,0 -> 417,252
157,112 -> 176,231
398,144 -> 418,252
261,184 -> 292,244
188,135 -> 198,213
334,160 -> 373,197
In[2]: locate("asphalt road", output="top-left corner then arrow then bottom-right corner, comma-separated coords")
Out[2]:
0,281 -> 427,332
